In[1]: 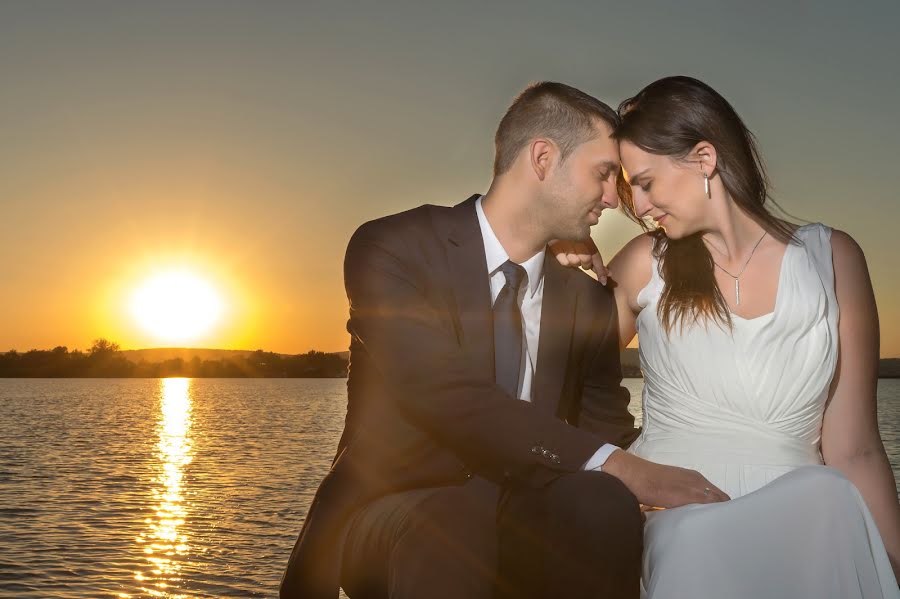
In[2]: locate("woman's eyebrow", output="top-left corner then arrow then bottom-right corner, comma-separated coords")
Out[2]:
628,168 -> 650,184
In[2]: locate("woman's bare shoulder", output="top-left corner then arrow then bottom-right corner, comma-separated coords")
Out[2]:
829,228 -> 872,289
608,231 -> 656,302
829,228 -> 865,260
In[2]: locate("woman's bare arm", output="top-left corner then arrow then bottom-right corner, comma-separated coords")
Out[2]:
820,229 -> 900,578
605,233 -> 655,350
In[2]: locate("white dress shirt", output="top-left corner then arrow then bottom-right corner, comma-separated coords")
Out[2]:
475,196 -> 618,471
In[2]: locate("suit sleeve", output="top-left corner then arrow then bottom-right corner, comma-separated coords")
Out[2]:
574,287 -> 642,449
344,220 -> 607,486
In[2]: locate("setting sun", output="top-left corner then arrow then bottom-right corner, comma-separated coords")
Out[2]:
130,270 -> 224,343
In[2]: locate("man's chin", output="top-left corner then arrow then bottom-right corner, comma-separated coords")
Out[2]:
549,224 -> 591,243
571,225 -> 593,242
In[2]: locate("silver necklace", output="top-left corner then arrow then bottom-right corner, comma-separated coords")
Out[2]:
709,230 -> 768,306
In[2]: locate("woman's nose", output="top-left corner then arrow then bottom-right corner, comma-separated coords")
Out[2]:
632,192 -> 653,218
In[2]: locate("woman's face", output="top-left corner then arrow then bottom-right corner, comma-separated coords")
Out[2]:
619,140 -> 710,239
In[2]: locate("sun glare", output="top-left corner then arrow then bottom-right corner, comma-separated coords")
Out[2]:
130,270 -> 224,343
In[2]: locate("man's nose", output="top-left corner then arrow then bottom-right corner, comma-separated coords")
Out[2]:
601,179 -> 619,209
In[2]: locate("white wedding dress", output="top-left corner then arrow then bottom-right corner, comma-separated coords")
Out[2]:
627,222 -> 899,598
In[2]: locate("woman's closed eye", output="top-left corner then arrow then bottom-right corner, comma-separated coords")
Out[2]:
630,176 -> 651,192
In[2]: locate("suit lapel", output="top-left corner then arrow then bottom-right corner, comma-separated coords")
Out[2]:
532,255 -> 578,416
436,195 -> 579,411
440,195 -> 495,382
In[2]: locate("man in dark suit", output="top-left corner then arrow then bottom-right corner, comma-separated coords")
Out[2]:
280,82 -> 727,599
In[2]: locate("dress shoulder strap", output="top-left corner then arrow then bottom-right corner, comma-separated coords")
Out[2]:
796,222 -> 835,295
636,247 -> 664,309
796,222 -> 839,314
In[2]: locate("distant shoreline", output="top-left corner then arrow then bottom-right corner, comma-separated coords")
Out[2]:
2,342 -> 898,378
0,342 -> 348,378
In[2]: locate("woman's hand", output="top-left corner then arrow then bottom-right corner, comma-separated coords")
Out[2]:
548,238 -> 610,285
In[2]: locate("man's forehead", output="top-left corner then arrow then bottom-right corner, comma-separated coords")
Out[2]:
582,135 -> 620,164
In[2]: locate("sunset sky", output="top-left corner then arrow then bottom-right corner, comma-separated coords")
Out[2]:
2,2 -> 898,357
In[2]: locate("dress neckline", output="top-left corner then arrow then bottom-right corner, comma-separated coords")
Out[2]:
729,223 -> 809,324
636,223 -> 813,327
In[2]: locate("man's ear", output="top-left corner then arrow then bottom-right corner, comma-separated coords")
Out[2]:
529,138 -> 556,181
688,141 -> 718,176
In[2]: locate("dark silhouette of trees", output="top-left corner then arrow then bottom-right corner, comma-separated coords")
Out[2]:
0,339 -> 349,378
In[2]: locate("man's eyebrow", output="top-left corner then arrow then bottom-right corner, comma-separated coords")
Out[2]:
597,160 -> 619,172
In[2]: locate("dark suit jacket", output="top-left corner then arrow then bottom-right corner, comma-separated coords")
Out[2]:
280,194 -> 640,598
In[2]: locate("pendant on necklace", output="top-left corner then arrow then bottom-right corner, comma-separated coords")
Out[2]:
735,278 -> 741,306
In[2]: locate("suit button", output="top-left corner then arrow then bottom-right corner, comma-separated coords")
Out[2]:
465,472 -> 473,480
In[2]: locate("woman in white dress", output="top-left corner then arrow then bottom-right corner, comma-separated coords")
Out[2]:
557,76 -> 899,597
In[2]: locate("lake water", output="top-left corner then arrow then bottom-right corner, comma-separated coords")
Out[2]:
1,378 -> 898,598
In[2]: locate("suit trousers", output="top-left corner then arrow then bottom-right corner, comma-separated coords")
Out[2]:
339,470 -> 643,599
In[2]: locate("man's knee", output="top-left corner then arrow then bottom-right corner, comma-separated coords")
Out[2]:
341,488 -> 442,597
387,483 -> 498,599
496,471 -> 642,598
545,471 -> 643,542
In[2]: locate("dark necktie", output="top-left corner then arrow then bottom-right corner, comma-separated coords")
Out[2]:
493,260 -> 527,399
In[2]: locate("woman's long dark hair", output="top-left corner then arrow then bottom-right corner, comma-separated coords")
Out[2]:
614,76 -> 803,335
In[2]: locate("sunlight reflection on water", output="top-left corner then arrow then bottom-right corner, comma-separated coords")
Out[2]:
134,378 -> 193,599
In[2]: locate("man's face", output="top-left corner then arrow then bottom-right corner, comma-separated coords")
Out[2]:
543,122 -> 621,241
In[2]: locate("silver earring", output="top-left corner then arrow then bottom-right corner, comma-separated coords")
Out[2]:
703,171 -> 711,199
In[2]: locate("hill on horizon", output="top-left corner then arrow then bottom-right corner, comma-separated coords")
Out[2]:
118,347 -> 348,364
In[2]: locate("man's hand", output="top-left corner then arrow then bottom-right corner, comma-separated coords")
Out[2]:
602,449 -> 731,508
549,238 -> 609,285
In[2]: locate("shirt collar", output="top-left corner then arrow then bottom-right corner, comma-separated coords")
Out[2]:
475,195 -> 545,298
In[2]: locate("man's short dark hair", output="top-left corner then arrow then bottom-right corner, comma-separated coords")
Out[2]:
493,82 -> 619,177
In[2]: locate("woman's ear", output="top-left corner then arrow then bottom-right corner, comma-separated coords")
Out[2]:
689,141 -> 718,176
